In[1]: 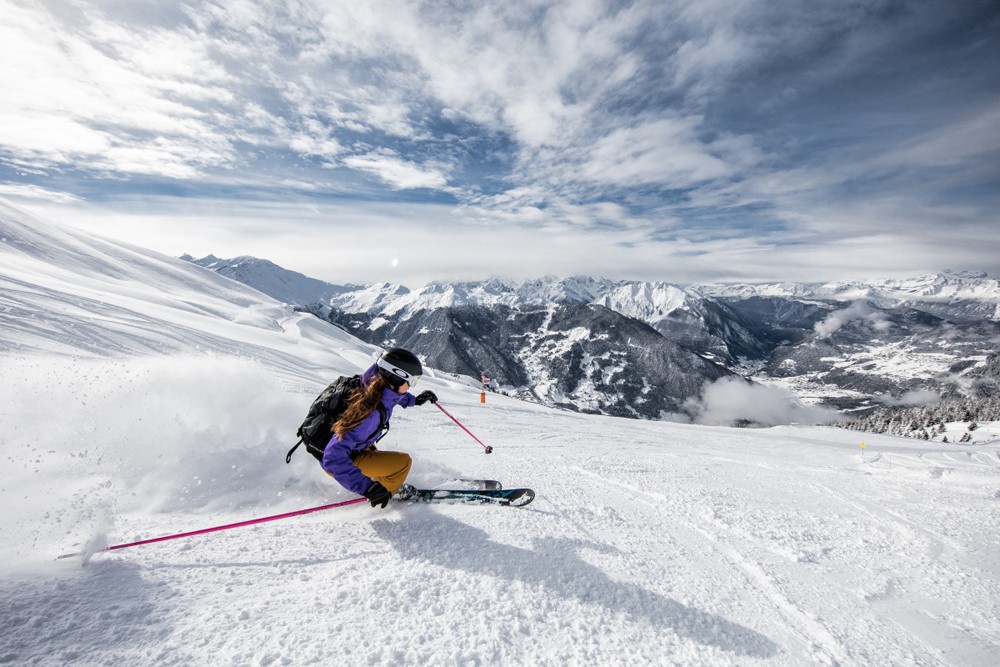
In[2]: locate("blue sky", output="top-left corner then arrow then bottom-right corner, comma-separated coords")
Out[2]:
2,0 -> 998,286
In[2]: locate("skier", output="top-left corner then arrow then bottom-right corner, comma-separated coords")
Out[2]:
323,347 -> 438,509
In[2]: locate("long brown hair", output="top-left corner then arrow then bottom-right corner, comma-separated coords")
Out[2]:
332,375 -> 389,438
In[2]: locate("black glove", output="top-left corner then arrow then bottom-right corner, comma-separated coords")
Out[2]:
364,481 -> 391,508
415,390 -> 438,405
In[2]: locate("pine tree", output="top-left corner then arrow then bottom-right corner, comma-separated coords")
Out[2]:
838,396 -> 999,441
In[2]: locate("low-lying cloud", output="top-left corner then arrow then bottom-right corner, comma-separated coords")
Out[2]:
814,300 -> 891,338
877,389 -> 940,407
687,377 -> 841,427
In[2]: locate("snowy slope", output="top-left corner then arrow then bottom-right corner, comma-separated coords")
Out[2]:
2,201 -> 1000,666
184,254 -> 359,311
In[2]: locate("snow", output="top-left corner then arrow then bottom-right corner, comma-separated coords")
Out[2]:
691,271 -> 1000,310
598,281 -> 693,321
320,275 -> 700,321
923,421 -> 1000,445
2,200 -> 1000,665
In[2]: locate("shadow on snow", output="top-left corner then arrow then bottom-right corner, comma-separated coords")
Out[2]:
372,513 -> 778,658
0,561 -> 167,664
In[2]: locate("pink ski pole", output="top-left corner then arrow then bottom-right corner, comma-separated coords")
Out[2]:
57,497 -> 368,559
435,402 -> 493,453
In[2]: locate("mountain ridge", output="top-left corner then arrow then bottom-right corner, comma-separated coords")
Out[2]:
184,254 -> 1000,417
183,255 -> 1000,318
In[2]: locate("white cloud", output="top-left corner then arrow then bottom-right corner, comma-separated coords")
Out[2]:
877,389 -> 940,408
877,101 -> 1000,172
0,184 -> 82,204
673,22 -> 751,100
814,301 -> 891,338
0,1 -> 235,176
0,115 -> 111,159
21,190 -> 1000,289
577,117 -> 739,188
687,377 -> 841,426
288,117 -> 344,161
342,152 -> 450,191
20,196 -> 691,286
343,0 -> 644,150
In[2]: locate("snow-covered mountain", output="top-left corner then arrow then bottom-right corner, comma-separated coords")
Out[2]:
187,256 -> 1000,319
182,260 -> 738,417
3,200 -> 1000,665
183,253 -> 360,313
186,255 -> 1000,415
692,271 -> 1000,320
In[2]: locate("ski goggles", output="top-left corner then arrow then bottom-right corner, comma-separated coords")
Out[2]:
375,357 -> 421,387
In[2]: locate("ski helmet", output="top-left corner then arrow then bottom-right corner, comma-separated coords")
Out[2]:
375,348 -> 423,389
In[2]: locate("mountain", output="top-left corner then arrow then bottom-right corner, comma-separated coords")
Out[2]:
184,254 -> 1000,416
693,271 -> 1000,321
180,261 -> 742,417
182,254 -> 360,315
334,301 -> 734,418
3,201 -> 1000,666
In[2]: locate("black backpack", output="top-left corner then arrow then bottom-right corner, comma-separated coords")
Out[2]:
285,375 -> 388,464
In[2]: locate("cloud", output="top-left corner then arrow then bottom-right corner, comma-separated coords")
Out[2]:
687,377 -> 841,426
0,1 -> 236,177
877,389 -> 940,408
576,117 -> 737,188
875,101 -> 1000,179
342,152 -> 451,191
287,118 -> 344,161
814,301 -> 891,338
380,1 -> 644,150
2,0 -> 998,285
0,185 -> 82,204
25,190 -> 999,291
17,195 -> 705,287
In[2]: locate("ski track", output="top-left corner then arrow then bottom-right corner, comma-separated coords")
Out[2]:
570,464 -> 853,665
568,441 -> 1000,667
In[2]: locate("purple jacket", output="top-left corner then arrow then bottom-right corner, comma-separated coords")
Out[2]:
321,364 -> 416,494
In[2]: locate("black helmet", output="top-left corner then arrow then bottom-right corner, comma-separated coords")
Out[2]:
376,348 -> 423,389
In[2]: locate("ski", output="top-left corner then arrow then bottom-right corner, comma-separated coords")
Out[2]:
401,487 -> 534,507
450,478 -> 502,490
